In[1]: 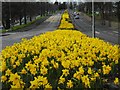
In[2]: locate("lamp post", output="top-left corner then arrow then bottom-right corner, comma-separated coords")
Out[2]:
92,0 -> 95,38
117,2 -> 120,45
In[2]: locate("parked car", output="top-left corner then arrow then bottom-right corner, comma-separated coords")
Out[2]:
74,11 -> 79,15
77,12 -> 80,15
74,15 -> 79,19
0,25 -> 3,30
73,12 -> 77,16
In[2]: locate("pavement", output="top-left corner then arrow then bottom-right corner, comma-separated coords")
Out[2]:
69,10 -> 119,45
1,13 -> 62,50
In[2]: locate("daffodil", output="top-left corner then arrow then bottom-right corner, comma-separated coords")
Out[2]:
2,61 -> 6,71
73,71 -> 81,80
67,80 -> 73,88
25,61 -> 32,70
15,61 -> 20,66
42,77 -> 48,86
88,67 -> 92,74
81,75 -> 91,88
21,68 -> 27,74
94,72 -> 99,78
78,66 -> 84,75
44,83 -> 52,90
62,69 -> 69,76
10,56 -> 16,65
61,60 -> 70,69
30,79 -> 39,88
5,69 -> 12,76
114,77 -> 119,85
58,76 -> 65,84
1,75 -> 7,82
40,67 -> 48,75
9,73 -> 21,84
13,65 -> 17,69
90,77 -> 96,81
102,65 -> 111,75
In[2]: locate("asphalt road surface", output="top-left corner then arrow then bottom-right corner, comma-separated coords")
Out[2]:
69,10 -> 119,45
1,13 -> 62,50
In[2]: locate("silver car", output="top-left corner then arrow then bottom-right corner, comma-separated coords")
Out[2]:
74,15 -> 79,19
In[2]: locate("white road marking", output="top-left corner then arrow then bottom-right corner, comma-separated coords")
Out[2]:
113,31 -> 118,34
95,31 -> 100,34
25,34 -> 31,36
5,33 -> 16,35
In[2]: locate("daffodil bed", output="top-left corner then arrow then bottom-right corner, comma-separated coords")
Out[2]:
58,10 -> 74,30
0,10 -> 120,89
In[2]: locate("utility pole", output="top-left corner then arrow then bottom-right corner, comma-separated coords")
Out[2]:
92,0 -> 95,38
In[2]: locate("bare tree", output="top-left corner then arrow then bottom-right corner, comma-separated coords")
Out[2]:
2,2 -> 10,29
2,2 -> 57,29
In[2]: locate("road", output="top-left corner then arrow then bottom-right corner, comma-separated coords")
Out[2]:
69,10 -> 119,45
1,13 -> 62,50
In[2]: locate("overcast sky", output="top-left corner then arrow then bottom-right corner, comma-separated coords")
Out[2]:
1,0 -> 118,2
49,0 -> 119,3
50,0 -> 78,3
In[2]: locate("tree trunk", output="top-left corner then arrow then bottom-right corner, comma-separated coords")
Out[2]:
46,2 -> 48,15
2,20 -> 5,29
101,3 -> 105,25
3,3 -> 11,29
117,2 -> 120,23
5,18 -> 10,29
43,2 -> 46,16
30,16 -> 32,21
108,2 -> 112,27
5,9 -> 11,29
19,14 -> 22,25
41,2 -> 43,16
23,2 -> 27,24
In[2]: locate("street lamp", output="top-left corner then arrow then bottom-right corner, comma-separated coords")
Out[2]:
92,0 -> 95,38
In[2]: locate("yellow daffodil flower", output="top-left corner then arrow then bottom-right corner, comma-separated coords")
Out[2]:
67,80 -> 73,88
1,75 -> 7,82
114,77 -> 119,85
62,69 -> 69,76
